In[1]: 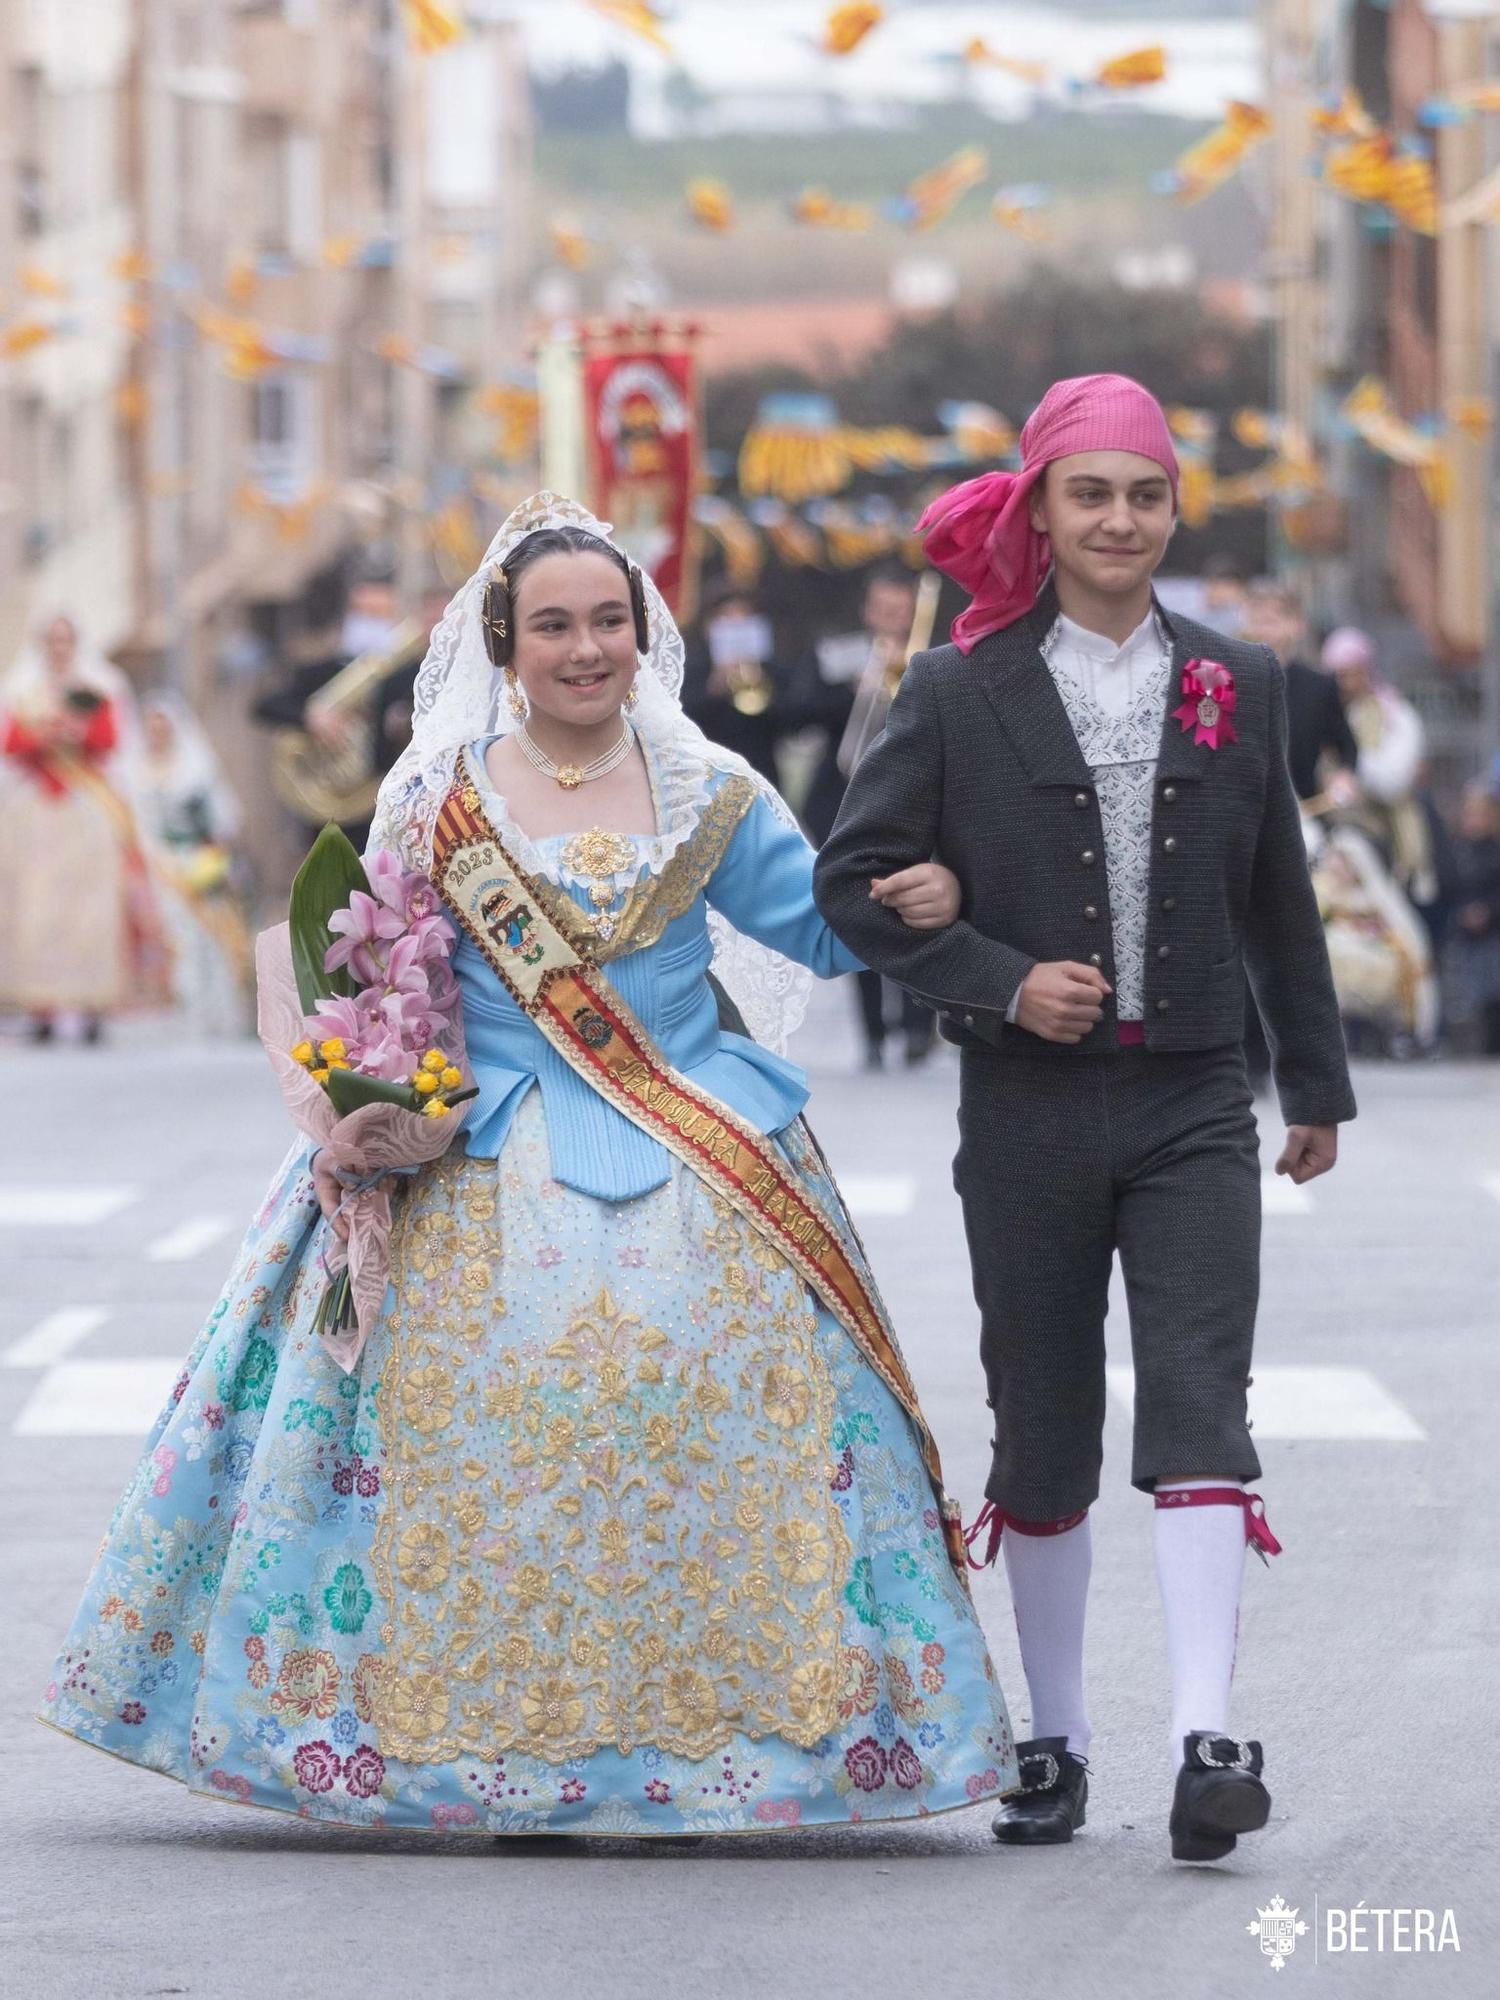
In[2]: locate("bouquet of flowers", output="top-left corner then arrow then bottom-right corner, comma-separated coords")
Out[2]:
256,825 -> 475,1371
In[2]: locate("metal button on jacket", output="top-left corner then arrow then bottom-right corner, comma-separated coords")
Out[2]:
1088,952 -> 1103,968
1157,944 -> 1171,960
1163,835 -> 1178,854
962,1013 -> 975,1028
1161,895 -> 1177,912
1081,848 -> 1096,865
1073,791 -> 1090,809
1083,904 -> 1099,921
1156,997 -> 1171,1013
1162,785 -> 1178,803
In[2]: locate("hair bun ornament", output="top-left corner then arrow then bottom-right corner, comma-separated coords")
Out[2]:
481,572 -> 512,668
628,564 -> 651,655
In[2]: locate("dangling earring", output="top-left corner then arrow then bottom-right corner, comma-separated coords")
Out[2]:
504,667 -> 527,723
623,676 -> 640,713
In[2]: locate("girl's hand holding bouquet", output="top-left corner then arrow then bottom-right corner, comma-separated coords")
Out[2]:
256,826 -> 474,1371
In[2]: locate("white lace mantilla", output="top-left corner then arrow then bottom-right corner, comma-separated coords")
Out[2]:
1042,619 -> 1173,1022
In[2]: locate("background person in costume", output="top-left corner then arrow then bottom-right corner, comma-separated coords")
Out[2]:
39,494 -> 1020,1838
815,374 -> 1355,1863
0,613 -> 168,1042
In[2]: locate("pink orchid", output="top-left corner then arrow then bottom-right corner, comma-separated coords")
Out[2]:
307,993 -> 378,1048
324,889 -> 406,978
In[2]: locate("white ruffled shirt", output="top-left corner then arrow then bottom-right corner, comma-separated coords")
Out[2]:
1005,609 -> 1172,1026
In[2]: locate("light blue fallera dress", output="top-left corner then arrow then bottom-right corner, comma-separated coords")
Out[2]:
39,734 -> 1016,1835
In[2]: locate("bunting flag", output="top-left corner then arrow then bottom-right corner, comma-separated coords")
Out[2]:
962,39 -> 1048,86
1166,406 -> 1219,448
1163,102 -> 1272,204
1095,45 -> 1166,92
1312,89 -> 1377,141
112,249 -> 152,285
894,146 -> 988,230
321,235 -> 360,270
1324,132 -> 1437,234
401,0 -> 465,54
790,187 -> 875,230
585,1 -> 673,55
226,254 -> 258,307
738,399 -> 1015,505
686,178 -> 735,231
191,304 -> 280,378
695,495 -> 768,588
19,265 -> 69,301
549,217 -> 594,270
1446,395 -> 1493,440
1419,80 -> 1500,126
1342,377 -> 1448,508
820,4 -> 883,56
1,318 -> 56,358
480,383 -> 542,464
992,184 -> 1051,241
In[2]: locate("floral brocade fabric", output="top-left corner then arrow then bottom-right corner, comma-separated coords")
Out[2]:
39,1091 -> 1016,1835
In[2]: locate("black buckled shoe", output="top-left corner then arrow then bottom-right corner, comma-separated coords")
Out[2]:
1169,1732 -> 1270,1862
992,1737 -> 1088,1845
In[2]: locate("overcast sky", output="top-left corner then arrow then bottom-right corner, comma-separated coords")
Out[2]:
493,2 -> 1258,120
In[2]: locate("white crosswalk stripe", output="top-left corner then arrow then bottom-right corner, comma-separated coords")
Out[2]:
12,1359 -> 180,1438
1481,1173 -> 1500,1206
2,1307 -> 110,1370
1106,1363 -> 1426,1442
0,1185 -> 139,1227
146,1216 -> 232,1263
838,1174 -> 918,1219
1261,1172 -> 1312,1215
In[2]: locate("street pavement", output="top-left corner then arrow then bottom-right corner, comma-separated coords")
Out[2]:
2,988 -> 1497,2000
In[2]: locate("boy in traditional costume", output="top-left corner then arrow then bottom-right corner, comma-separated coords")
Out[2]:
815,376 -> 1355,1861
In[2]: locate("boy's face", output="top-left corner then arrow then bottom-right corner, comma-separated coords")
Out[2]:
1029,451 -> 1175,602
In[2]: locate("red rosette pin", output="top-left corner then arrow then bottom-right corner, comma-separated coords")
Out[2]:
1172,657 -> 1237,750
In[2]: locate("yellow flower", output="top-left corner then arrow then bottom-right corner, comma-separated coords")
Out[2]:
385,1669 -> 449,1743
291,1040 -> 314,1067
421,1098 -> 450,1119
310,1066 -> 331,1085
396,1520 -> 452,1591
319,1037 -> 347,1061
421,1048 -> 448,1073
762,1363 -> 811,1430
661,1667 -> 721,1738
787,1660 -> 838,1723
399,1363 -> 456,1435
520,1675 -> 585,1742
440,1066 -> 463,1090
772,1517 -> 831,1587
413,1071 -> 439,1096
325,1057 -> 351,1071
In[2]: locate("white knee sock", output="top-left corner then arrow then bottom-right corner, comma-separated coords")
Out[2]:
1153,1480 -> 1247,1769
1003,1516 -> 1093,1760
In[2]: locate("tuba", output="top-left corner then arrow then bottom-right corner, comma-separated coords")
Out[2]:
269,622 -> 425,825
836,570 -> 941,778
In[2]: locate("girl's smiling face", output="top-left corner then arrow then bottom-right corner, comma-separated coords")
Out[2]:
509,551 -> 639,728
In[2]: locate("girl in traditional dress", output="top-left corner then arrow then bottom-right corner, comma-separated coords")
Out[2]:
39,495 -> 1017,1837
0,614 -> 168,1040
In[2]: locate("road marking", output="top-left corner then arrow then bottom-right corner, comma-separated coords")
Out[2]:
1106,1364 -> 1426,1442
1261,1173 -> 1312,1215
12,1359 -> 179,1438
839,1175 -> 918,1219
0,1186 -> 139,1227
2,1306 -> 110,1369
146,1216 -> 231,1264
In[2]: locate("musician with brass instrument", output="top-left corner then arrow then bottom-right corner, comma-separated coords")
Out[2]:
681,581 -> 786,784
799,566 -> 941,1069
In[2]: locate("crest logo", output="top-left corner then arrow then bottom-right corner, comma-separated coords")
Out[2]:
1246,1895 -> 1308,1971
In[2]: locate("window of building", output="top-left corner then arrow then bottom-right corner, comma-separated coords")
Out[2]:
249,372 -> 320,502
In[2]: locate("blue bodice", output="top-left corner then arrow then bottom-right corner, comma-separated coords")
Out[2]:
454,736 -> 860,1200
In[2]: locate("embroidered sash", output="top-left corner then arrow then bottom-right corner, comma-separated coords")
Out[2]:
431,753 -> 969,1577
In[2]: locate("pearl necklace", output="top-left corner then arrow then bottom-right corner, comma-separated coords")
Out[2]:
516,719 -> 634,791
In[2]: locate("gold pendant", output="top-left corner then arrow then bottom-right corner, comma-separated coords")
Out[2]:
1197,695 -> 1221,729
556,765 -> 584,790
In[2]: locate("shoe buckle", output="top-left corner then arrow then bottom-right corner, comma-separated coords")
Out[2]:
1020,1750 -> 1061,1791
1194,1735 -> 1253,1771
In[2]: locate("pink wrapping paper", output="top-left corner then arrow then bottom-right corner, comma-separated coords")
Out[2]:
255,923 -> 471,1372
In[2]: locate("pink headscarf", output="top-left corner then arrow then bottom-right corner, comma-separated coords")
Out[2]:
917,373 -> 1180,652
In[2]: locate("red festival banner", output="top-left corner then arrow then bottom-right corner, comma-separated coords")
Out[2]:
581,320 -> 701,621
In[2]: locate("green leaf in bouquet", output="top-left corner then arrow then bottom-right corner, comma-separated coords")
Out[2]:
323,1066 -> 420,1118
289,822 -> 372,1015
